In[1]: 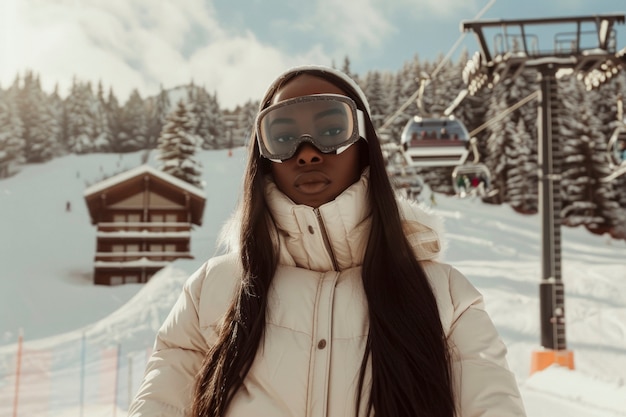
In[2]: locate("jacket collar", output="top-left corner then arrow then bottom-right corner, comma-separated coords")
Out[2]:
263,168 -> 444,272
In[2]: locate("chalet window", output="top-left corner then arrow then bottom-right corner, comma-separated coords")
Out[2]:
113,213 -> 142,231
151,214 -> 164,232
151,214 -> 164,222
113,213 -> 141,222
128,213 -> 141,231
110,275 -> 140,285
149,243 -> 177,252
113,244 -> 140,253
125,275 -> 140,284
109,244 -> 140,261
110,275 -> 123,285
149,243 -> 177,260
165,214 -> 178,230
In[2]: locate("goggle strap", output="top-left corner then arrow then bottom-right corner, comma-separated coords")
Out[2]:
357,109 -> 368,142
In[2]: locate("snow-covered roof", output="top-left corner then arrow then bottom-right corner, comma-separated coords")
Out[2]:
94,258 -> 173,268
83,164 -> 205,199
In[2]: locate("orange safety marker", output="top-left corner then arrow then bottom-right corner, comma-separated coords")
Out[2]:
530,349 -> 575,374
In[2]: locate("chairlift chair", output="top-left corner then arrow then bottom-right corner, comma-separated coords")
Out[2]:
451,163 -> 492,197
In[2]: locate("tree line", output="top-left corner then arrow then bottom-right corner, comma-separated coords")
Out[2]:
1,51 -> 625,238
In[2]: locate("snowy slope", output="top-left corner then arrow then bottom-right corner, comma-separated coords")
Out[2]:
0,148 -> 625,417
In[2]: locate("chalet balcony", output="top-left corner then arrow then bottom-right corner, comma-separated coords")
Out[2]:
94,251 -> 193,263
96,221 -> 192,240
97,221 -> 192,233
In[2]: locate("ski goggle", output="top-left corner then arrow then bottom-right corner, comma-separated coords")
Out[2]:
255,94 -> 367,162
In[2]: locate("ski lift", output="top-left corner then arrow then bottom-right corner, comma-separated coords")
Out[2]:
452,163 -> 492,198
450,135 -> 495,198
400,116 -> 471,167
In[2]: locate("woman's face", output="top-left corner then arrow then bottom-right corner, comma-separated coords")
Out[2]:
268,74 -> 363,208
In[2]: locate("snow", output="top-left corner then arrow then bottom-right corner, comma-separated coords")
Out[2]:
1,148 -> 625,416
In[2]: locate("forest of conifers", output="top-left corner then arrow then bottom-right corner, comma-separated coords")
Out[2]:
0,51 -> 624,239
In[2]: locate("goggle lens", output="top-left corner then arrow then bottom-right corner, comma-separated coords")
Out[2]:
256,94 -> 366,162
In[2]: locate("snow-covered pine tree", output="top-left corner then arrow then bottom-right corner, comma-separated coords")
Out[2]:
428,53 -> 464,118
207,92 -> 226,149
234,100 -> 258,146
118,89 -> 148,152
361,71 -> 388,129
507,118 -> 537,213
192,87 -> 223,150
156,99 -> 203,188
0,88 -> 25,176
483,69 -> 537,205
14,71 -> 60,161
146,85 -> 171,149
484,86 -> 518,204
559,76 -> 622,234
341,56 -> 360,86
105,88 -> 123,152
65,79 -> 98,154
384,70 -> 410,143
49,84 -> 66,153
94,81 -> 113,152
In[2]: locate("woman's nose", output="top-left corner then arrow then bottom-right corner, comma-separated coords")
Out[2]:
295,143 -> 324,165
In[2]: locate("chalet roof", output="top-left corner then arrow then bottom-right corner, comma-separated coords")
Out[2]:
84,164 -> 206,226
84,164 -> 205,199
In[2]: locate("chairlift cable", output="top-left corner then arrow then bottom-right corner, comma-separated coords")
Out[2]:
601,164 -> 626,182
380,0 -> 498,131
468,90 -> 539,137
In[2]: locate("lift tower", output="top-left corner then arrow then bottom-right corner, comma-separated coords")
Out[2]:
461,14 -> 626,373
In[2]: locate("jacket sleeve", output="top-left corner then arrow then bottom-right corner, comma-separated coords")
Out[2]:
127,262 -> 211,417
447,266 -> 527,417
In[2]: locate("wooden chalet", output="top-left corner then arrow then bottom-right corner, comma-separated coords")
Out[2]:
84,165 -> 205,285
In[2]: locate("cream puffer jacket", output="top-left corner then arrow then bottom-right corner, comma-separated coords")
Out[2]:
128,170 -> 527,417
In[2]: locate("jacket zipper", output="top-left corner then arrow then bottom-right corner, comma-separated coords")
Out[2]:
314,208 -> 339,272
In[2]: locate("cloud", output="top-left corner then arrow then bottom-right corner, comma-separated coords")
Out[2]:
13,0 -> 611,110
0,0 -> 334,109
313,0 -> 393,53
188,33 -> 330,107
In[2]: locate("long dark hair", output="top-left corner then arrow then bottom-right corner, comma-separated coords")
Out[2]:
191,68 -> 455,417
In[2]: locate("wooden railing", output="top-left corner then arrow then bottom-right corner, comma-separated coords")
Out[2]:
97,222 -> 191,233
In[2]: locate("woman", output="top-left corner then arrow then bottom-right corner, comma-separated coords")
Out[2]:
127,65 -> 526,417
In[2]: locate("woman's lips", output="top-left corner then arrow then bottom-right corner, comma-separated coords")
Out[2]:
294,171 -> 330,193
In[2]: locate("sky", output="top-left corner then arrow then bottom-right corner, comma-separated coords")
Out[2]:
1,0 -> 625,109
0,148 -> 625,416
